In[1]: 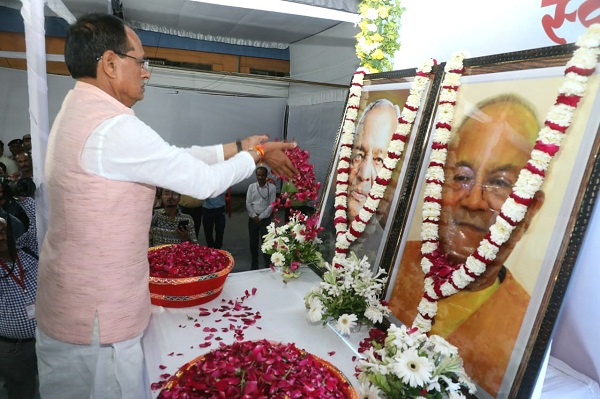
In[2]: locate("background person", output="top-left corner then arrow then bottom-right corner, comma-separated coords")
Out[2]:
388,94 -> 545,397
149,189 -> 197,246
6,140 -> 23,161
246,166 -> 276,270
202,191 -> 227,249
0,196 -> 39,399
35,13 -> 296,399
13,152 -> 33,180
0,141 -> 18,176
22,134 -> 32,153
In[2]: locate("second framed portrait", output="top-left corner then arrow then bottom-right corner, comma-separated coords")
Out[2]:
317,67 -> 438,270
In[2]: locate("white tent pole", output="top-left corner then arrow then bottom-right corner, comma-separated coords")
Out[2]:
21,0 -> 50,244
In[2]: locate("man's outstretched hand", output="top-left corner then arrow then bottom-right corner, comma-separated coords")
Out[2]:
262,141 -> 298,179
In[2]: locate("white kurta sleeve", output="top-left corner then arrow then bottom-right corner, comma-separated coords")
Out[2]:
81,114 -> 255,199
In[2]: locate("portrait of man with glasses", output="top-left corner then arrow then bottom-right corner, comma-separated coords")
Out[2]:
388,93 -> 546,397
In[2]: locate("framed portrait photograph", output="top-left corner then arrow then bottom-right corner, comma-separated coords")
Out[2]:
316,67 -> 439,271
383,45 -> 600,399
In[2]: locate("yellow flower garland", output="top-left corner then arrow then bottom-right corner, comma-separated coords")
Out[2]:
355,0 -> 404,73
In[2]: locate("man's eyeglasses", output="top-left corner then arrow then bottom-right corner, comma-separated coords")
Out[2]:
448,168 -> 514,206
96,52 -> 150,71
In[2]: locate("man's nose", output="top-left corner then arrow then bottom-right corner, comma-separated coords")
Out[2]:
458,182 -> 491,211
357,158 -> 376,182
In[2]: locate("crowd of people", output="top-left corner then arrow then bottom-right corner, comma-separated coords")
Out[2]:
0,135 -> 34,181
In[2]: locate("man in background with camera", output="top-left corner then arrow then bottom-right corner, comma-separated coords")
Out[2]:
0,181 -> 39,399
149,188 -> 197,247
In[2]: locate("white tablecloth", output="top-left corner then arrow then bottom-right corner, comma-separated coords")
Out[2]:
143,267 -> 366,398
541,357 -> 600,399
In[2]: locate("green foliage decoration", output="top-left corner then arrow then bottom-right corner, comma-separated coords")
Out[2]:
355,0 -> 405,73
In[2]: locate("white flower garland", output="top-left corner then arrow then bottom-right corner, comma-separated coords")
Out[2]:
413,25 -> 600,333
333,59 -> 436,266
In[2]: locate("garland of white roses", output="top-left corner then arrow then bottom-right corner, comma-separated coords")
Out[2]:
333,59 -> 435,266
413,25 -> 600,333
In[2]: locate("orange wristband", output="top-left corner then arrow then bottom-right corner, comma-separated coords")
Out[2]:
254,144 -> 265,161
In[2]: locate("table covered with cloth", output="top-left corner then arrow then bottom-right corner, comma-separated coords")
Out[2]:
142,267 -> 365,398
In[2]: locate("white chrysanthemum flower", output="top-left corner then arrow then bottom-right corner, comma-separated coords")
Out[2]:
453,267 -> 475,289
421,257 -> 433,273
392,348 -> 433,388
422,202 -> 441,219
529,149 -> 553,170
420,222 -> 438,242
270,252 -> 285,267
429,148 -> 447,164
538,126 -> 565,146
425,165 -> 445,181
364,305 -> 384,324
357,383 -> 383,399
388,139 -> 406,153
377,167 -> 393,180
500,199 -> 527,223
420,58 -> 436,72
417,297 -> 438,317
334,196 -> 347,207
477,240 -> 499,260
306,302 -> 323,323
383,156 -> 398,170
421,241 -> 437,254
336,313 -> 358,336
370,184 -> 386,198
440,281 -> 458,297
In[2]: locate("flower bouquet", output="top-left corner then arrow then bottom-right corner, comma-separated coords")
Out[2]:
261,211 -> 324,281
356,324 -> 476,399
303,253 -> 390,335
157,339 -> 358,399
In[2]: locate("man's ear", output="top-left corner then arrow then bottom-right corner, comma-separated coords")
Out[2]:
98,50 -> 119,79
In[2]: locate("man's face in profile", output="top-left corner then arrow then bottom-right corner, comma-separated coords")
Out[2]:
347,102 -> 398,220
438,101 -> 539,267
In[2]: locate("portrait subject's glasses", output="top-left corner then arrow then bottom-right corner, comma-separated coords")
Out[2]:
448,167 -> 515,206
96,52 -> 150,71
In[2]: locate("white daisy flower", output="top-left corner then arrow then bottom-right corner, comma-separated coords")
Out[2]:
392,348 -> 433,388
357,383 -> 382,399
335,313 -> 358,336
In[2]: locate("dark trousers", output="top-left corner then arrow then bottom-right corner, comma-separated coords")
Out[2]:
203,206 -> 226,249
248,217 -> 271,270
0,338 -> 38,399
180,206 -> 203,237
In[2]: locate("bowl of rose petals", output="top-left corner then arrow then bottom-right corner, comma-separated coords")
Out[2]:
157,339 -> 358,398
148,242 -> 234,308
